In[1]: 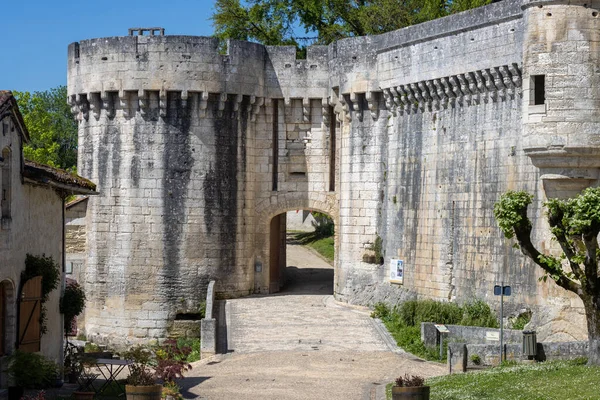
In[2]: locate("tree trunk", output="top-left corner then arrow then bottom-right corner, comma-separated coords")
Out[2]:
583,295 -> 600,365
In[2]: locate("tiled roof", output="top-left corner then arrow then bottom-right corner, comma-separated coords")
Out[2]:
23,160 -> 97,194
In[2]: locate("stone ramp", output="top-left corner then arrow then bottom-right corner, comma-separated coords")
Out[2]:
226,294 -> 390,353
182,243 -> 446,399
226,241 -> 389,354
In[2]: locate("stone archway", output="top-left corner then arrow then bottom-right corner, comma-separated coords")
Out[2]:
254,193 -> 338,294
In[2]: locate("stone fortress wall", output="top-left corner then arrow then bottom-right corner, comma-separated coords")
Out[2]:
68,0 -> 598,345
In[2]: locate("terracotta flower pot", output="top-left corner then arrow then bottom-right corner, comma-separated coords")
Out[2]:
391,385 -> 430,400
72,391 -> 95,400
125,384 -> 163,400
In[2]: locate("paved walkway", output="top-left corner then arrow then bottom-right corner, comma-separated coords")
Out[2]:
183,240 -> 446,399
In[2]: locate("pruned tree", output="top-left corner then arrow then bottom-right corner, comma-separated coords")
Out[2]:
494,188 -> 600,365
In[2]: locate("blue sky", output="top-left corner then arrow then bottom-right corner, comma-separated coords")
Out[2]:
2,0 -> 217,93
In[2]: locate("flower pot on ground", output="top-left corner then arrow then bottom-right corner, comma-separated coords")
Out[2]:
392,374 -> 430,400
123,346 -> 161,400
72,391 -> 95,400
123,341 -> 192,400
125,384 -> 163,400
7,386 -> 24,400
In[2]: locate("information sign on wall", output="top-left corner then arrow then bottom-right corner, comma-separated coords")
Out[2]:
390,259 -> 404,285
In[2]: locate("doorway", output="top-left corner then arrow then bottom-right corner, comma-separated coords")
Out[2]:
269,210 -> 334,295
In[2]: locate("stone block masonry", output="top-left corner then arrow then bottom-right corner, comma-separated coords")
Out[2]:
68,0 -> 598,346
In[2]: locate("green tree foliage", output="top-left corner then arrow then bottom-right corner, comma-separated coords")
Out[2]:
494,189 -> 600,365
212,0 -> 492,50
13,86 -> 77,172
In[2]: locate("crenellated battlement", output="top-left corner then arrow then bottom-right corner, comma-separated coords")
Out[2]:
67,90 -> 267,122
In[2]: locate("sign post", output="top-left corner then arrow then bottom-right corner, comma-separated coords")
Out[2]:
494,283 -> 511,362
434,324 -> 449,360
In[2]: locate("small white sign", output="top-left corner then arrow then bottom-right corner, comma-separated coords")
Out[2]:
486,331 -> 500,341
389,259 -> 404,284
435,324 -> 450,333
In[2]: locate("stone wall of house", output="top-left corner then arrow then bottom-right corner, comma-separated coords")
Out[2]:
0,113 -> 64,365
68,0 -> 596,345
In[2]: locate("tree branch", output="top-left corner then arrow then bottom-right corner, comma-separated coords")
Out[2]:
583,228 -> 600,291
514,223 -> 583,296
553,230 -> 585,281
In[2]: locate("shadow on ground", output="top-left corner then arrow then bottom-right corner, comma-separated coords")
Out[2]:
179,376 -> 211,398
283,266 -> 333,295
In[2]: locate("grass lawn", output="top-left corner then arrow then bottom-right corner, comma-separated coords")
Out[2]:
291,231 -> 334,262
387,359 -> 600,400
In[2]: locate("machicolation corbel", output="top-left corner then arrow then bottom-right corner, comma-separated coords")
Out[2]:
350,92 -> 362,121
322,98 -> 330,125
101,91 -> 115,119
218,93 -> 227,117
199,92 -> 209,118
365,91 -> 378,119
302,98 -> 310,123
89,92 -> 101,120
181,90 -> 189,108
378,64 -> 522,113
119,90 -> 129,119
159,90 -> 167,118
138,89 -> 147,117
234,94 -> 243,114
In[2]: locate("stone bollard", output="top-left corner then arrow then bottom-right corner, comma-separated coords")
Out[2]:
200,318 -> 217,358
200,281 -> 217,358
447,343 -> 467,374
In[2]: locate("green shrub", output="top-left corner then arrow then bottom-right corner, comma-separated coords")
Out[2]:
470,354 -> 482,365
399,299 -> 463,327
6,351 -> 58,388
510,311 -> 532,330
60,281 -> 86,331
312,212 -> 334,237
460,299 -> 499,328
84,342 -> 100,353
175,338 -> 201,362
373,299 -> 500,362
371,302 -> 391,320
197,301 -> 207,319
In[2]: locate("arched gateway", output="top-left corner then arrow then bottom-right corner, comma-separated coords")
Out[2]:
69,0 -> 597,345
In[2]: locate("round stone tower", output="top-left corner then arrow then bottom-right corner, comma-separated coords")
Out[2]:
522,0 -> 600,199
67,32 -> 268,344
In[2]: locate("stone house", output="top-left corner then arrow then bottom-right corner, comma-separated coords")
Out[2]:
0,91 -> 96,379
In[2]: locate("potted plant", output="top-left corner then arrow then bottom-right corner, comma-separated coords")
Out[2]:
392,374 -> 430,400
64,342 -> 85,384
4,351 -> 58,400
123,345 -> 162,400
154,339 -> 192,385
161,382 -> 183,400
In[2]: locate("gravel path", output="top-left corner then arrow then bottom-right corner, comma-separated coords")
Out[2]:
182,241 -> 446,399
